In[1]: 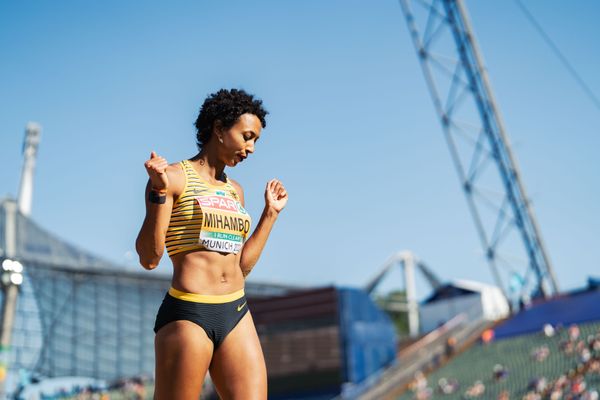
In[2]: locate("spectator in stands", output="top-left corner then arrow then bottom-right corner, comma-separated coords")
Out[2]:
493,364 -> 508,381
569,324 -> 581,341
549,388 -> 563,400
410,371 -> 427,392
581,390 -> 599,400
464,380 -> 485,398
560,337 -> 575,355
437,377 -> 459,394
415,388 -> 432,400
409,371 -> 432,399
497,390 -> 509,400
570,375 -> 586,395
519,294 -> 531,309
445,336 -> 457,358
530,345 -> 550,362
543,323 -> 555,337
527,376 -> 547,393
481,329 -> 494,344
580,347 -> 592,363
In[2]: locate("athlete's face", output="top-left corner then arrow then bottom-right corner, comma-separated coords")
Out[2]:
218,113 -> 262,167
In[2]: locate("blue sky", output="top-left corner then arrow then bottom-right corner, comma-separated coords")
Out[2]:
1,0 -> 598,299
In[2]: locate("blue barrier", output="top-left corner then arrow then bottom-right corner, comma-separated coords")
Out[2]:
494,289 -> 600,339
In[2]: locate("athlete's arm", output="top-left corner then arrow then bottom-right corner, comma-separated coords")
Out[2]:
233,179 -> 288,277
135,153 -> 182,270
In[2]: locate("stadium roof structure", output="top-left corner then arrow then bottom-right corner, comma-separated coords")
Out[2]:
422,279 -> 502,304
0,197 -> 136,274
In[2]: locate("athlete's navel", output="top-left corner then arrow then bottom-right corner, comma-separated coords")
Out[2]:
220,274 -> 227,283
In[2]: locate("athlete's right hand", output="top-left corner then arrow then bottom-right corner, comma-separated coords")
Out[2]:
144,151 -> 169,191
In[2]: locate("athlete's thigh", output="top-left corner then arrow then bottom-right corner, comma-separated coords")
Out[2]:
209,312 -> 267,400
154,320 -> 214,400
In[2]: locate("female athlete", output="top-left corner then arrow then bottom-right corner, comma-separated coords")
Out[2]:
135,88 -> 287,399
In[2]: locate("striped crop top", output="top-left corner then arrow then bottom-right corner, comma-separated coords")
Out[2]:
165,159 -> 252,256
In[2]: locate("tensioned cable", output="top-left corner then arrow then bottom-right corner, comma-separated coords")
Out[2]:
514,0 -> 600,113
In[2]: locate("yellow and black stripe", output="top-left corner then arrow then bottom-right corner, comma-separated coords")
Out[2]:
168,287 -> 245,303
165,159 -> 241,256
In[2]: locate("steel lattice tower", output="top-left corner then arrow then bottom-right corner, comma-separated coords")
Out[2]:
398,0 -> 559,300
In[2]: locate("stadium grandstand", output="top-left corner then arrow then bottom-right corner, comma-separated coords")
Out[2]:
397,320 -> 600,399
346,279 -> 600,399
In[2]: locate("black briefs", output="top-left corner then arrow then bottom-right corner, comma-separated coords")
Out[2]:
154,287 -> 248,348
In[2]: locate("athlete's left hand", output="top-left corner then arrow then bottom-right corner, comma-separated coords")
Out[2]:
265,179 -> 288,214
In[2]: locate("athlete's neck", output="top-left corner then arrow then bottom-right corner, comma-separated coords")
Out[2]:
190,149 -> 226,183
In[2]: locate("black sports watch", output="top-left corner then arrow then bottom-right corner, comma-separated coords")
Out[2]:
149,190 -> 167,204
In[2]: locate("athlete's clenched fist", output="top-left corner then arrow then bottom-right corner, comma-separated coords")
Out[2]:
265,179 -> 288,214
144,151 -> 169,191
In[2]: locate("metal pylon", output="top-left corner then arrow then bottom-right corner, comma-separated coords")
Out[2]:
398,0 -> 559,300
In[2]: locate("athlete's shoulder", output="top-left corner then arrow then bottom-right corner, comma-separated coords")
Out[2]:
227,177 -> 245,203
165,161 -> 185,178
165,161 -> 185,194
228,177 -> 244,192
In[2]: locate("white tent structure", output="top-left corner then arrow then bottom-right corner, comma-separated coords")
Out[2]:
419,279 -> 509,333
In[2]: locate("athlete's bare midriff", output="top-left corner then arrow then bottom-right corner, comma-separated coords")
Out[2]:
170,250 -> 245,295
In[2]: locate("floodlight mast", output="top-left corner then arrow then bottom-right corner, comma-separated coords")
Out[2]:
398,0 -> 559,300
0,122 -> 41,396
18,122 -> 42,217
0,201 -> 19,397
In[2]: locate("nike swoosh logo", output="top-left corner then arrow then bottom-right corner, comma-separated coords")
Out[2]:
237,301 -> 247,312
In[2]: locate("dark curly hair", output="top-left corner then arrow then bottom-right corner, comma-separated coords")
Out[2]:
194,88 -> 268,149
